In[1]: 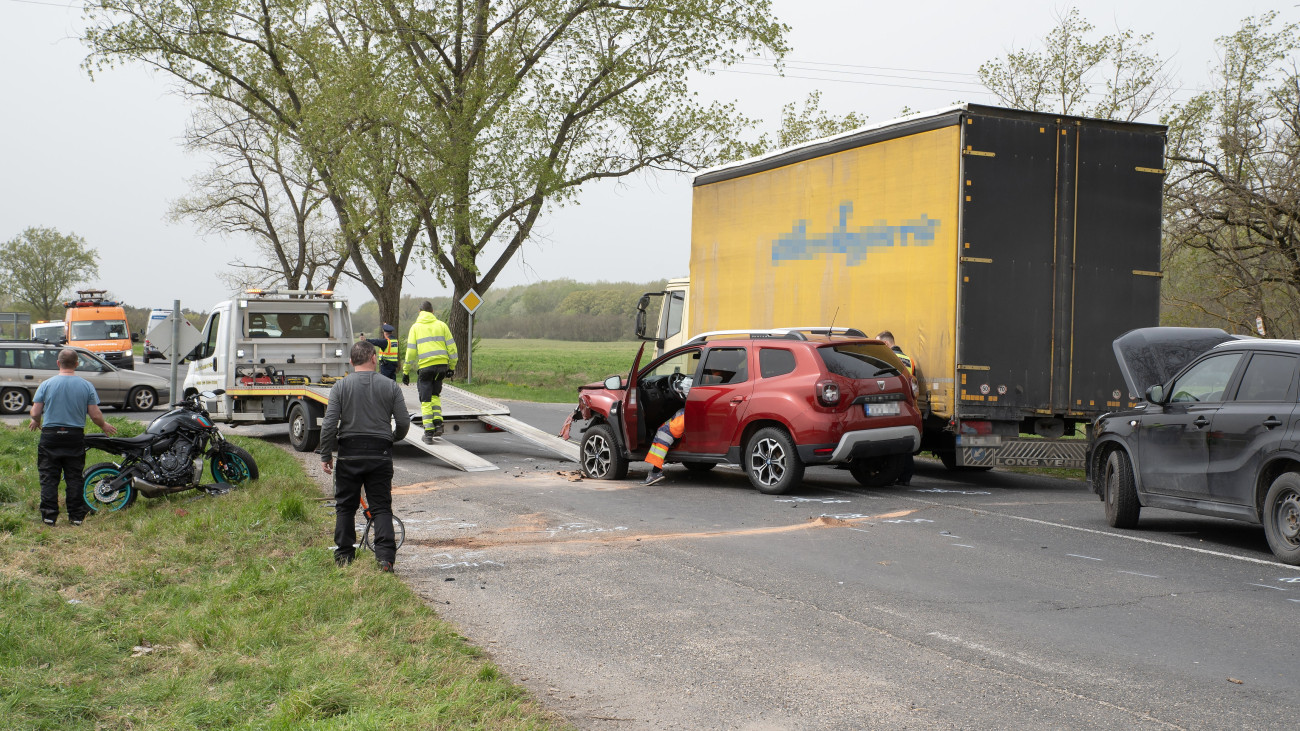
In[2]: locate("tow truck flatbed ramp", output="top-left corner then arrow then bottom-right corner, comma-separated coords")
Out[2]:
401,430 -> 497,472
399,383 -> 577,470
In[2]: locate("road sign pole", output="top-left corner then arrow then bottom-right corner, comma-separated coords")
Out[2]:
169,299 -> 181,405
458,289 -> 483,387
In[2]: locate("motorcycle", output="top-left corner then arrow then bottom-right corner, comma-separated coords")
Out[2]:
82,389 -> 259,513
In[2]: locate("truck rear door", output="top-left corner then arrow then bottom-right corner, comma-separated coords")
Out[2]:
957,111 -> 1163,428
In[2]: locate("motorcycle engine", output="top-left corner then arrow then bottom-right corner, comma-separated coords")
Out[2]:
152,435 -> 202,486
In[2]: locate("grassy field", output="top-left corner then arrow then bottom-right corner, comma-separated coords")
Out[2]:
0,419 -> 564,730
454,339 -> 643,403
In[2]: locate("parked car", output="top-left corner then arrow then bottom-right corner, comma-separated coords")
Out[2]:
569,328 -> 923,494
142,339 -> 164,363
1090,327 -> 1300,564
0,340 -> 170,414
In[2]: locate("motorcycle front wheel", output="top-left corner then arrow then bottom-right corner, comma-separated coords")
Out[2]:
210,444 -> 260,486
83,462 -> 137,513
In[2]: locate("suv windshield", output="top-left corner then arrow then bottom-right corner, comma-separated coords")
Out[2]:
71,320 -> 129,341
817,343 -> 903,379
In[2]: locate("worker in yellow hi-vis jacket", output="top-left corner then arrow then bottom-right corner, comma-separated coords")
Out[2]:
402,302 -> 459,443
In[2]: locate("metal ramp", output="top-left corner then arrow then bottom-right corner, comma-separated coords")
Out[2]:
395,383 -> 577,471
480,414 -> 580,463
401,431 -> 497,472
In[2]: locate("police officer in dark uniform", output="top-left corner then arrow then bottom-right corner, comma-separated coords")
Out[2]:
366,323 -> 401,380
318,340 -> 410,570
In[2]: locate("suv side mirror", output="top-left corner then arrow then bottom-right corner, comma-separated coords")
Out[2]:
1145,384 -> 1164,404
604,374 -> 623,389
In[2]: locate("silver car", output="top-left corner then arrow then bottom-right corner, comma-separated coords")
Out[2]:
0,341 -> 171,414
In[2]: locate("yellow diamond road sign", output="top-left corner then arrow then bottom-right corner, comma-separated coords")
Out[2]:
459,289 -> 483,314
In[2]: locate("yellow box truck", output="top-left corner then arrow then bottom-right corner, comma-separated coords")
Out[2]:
647,104 -> 1165,469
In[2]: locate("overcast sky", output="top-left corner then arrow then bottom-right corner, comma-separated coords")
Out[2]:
0,0 -> 1288,312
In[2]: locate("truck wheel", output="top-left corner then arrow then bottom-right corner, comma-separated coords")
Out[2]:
745,427 -> 804,495
581,423 -> 628,480
288,402 -> 320,452
1263,472 -> 1300,565
935,448 -> 993,472
849,455 -> 905,487
1103,450 -> 1140,529
0,388 -> 30,415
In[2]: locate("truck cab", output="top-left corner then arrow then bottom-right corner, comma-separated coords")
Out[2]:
184,289 -> 354,449
63,290 -> 137,370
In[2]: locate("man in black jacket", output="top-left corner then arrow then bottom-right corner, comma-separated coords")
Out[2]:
318,340 -> 410,570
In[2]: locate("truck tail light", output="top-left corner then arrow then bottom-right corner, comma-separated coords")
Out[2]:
816,380 -> 841,406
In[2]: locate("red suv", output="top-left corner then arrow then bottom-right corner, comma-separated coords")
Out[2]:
568,329 -> 922,494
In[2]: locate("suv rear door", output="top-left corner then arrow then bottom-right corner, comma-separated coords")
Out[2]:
684,345 -> 754,455
1206,351 -> 1300,506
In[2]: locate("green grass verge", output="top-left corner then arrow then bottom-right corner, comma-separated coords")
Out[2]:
0,419 -> 565,730
453,339 -> 643,403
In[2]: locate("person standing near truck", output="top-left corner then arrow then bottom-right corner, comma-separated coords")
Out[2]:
365,323 -> 401,380
877,331 -> 916,486
402,302 -> 458,443
28,348 -> 118,526
319,340 -> 409,570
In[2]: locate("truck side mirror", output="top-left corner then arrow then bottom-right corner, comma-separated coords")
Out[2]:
634,294 -> 650,339
1145,384 -> 1164,404
131,332 -> 140,343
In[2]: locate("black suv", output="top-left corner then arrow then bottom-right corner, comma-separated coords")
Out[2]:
1090,328 -> 1300,564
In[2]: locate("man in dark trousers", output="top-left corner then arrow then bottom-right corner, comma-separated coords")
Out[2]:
318,340 -> 410,570
28,348 -> 118,525
877,331 -> 916,487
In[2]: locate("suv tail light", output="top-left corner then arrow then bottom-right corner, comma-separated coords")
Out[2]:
911,376 -> 919,399
816,379 -> 841,406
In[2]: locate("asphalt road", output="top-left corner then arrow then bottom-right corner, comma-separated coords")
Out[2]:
22,363 -> 1300,728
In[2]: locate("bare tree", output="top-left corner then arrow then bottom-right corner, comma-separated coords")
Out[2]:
170,103 -> 346,293
1162,12 -> 1300,337
978,6 -> 1176,122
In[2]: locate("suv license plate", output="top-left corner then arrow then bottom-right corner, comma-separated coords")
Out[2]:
865,402 -> 901,416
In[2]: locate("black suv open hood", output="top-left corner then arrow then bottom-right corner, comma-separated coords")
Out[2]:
1112,327 -> 1249,397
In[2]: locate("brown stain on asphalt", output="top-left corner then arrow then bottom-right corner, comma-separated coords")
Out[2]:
406,509 -> 917,551
392,480 -> 458,495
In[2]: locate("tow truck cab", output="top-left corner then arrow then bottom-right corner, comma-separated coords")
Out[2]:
184,290 -> 354,449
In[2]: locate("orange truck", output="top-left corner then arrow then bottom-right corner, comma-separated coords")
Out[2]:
64,290 -> 137,370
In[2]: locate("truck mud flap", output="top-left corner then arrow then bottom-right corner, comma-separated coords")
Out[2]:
957,438 -> 1088,469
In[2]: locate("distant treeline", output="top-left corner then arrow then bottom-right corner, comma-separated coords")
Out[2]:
352,278 -> 668,341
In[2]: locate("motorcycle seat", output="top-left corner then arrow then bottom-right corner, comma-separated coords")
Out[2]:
86,433 -> 156,449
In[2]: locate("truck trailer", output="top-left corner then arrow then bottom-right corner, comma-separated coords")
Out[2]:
650,104 -> 1165,469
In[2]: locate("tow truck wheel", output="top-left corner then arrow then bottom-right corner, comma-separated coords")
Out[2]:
581,423 -> 628,480
288,402 -> 319,452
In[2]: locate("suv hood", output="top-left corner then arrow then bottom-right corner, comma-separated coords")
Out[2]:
1112,327 -> 1248,397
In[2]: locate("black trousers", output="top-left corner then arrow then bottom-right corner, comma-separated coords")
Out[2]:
39,427 -> 87,523
378,361 -> 398,380
333,438 -> 396,564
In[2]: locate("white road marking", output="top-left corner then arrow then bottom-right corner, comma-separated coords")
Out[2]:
847,528 -> 870,534
906,497 -> 1286,568
1118,570 -> 1161,579
1249,583 -> 1287,591
952,543 -> 975,548
927,631 -> 1058,674
1287,598 -> 1300,604
1068,554 -> 1104,561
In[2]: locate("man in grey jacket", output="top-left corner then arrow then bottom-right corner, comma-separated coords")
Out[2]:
318,340 -> 410,570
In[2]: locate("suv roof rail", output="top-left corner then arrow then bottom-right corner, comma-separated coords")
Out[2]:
683,326 -> 868,346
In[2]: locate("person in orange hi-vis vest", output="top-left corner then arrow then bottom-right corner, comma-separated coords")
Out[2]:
643,376 -> 692,485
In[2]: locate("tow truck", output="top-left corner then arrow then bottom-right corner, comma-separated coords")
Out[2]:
183,289 -> 577,471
